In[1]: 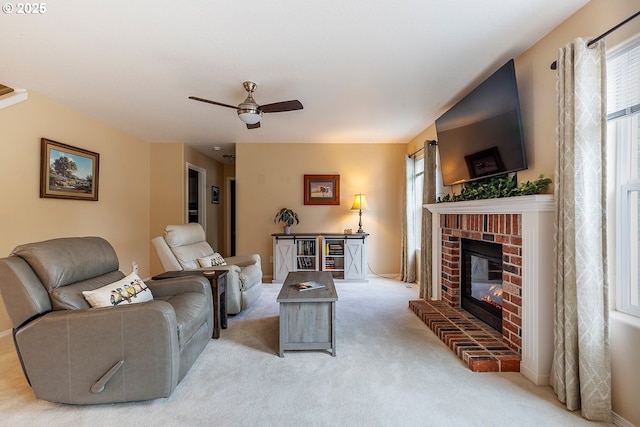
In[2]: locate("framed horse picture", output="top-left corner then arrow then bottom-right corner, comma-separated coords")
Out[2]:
303,174 -> 340,205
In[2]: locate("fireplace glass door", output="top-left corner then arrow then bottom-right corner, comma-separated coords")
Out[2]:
461,239 -> 503,331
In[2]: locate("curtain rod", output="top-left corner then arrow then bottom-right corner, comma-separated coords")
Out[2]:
409,147 -> 424,157
408,140 -> 438,157
550,10 -> 640,70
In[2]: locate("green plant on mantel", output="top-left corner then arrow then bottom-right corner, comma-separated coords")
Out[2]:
437,174 -> 552,203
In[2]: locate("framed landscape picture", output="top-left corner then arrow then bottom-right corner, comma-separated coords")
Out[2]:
40,138 -> 100,201
304,174 -> 340,205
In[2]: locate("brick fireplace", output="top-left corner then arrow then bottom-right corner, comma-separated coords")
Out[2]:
422,195 -> 555,385
440,212 -> 523,354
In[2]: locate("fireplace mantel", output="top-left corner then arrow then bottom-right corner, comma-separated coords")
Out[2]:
425,194 -> 554,385
425,194 -> 554,214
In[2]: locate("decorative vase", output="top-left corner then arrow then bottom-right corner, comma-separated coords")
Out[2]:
283,226 -> 291,235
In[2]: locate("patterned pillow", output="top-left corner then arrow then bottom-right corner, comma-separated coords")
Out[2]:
197,253 -> 227,268
82,272 -> 153,308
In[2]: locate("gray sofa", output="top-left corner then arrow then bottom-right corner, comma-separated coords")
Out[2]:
0,236 -> 213,404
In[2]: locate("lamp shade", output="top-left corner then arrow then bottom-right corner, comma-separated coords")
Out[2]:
350,193 -> 368,210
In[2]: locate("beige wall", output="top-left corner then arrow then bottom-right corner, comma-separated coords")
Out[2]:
514,4 -> 639,267
406,124 -> 437,156
236,143 -> 406,278
515,0 -> 639,187
0,92 -> 151,329
0,93 -> 230,319
0,96 -> 229,324
149,143 -> 184,275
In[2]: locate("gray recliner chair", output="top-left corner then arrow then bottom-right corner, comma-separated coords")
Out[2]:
152,223 -> 263,314
0,236 -> 213,404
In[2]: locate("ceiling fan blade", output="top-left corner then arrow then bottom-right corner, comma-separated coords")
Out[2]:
188,96 -> 238,110
246,122 -> 261,129
259,100 -> 303,113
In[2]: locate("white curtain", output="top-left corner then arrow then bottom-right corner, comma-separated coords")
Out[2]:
401,155 -> 416,283
551,37 -> 611,421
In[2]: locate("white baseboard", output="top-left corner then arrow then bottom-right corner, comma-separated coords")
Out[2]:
612,411 -> 635,427
266,273 -> 401,283
0,329 -> 11,339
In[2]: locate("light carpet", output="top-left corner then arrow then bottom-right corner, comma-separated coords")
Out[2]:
0,277 -> 609,427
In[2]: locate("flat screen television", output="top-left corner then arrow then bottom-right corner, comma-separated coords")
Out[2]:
435,59 -> 527,186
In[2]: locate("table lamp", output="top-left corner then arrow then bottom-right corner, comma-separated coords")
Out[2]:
350,193 -> 368,234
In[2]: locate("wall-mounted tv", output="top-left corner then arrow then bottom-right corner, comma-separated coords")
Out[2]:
435,59 -> 528,186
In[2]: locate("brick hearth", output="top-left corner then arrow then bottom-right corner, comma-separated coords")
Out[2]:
409,300 -> 520,372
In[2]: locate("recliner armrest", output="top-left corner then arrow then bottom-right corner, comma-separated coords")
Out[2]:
224,254 -> 260,267
205,264 -> 241,275
14,301 -> 180,404
146,275 -> 212,299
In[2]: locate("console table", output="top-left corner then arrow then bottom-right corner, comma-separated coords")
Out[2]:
152,270 -> 227,339
272,233 -> 368,283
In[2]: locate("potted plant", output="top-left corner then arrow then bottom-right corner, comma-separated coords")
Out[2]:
274,208 -> 299,234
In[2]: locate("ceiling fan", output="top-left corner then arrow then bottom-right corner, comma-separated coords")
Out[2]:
189,81 -> 303,129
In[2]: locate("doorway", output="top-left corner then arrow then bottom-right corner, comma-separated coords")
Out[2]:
227,177 -> 236,256
186,163 -> 206,231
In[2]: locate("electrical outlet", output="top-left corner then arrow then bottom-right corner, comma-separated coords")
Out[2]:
132,261 -> 139,274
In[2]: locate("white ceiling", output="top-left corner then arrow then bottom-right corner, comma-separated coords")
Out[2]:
0,0 -> 589,161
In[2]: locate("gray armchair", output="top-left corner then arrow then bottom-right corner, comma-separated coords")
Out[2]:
0,236 -> 213,404
152,223 -> 262,314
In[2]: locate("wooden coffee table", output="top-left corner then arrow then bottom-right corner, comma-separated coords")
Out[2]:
277,271 -> 338,357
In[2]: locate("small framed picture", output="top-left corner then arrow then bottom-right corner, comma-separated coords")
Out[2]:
304,174 -> 340,205
211,185 -> 220,204
40,138 -> 99,201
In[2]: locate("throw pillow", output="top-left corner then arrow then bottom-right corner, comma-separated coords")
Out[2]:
82,272 -> 153,308
197,253 -> 227,268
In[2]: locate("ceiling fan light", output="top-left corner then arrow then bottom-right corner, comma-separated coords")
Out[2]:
238,109 -> 262,125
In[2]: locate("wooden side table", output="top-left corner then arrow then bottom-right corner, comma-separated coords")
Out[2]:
151,270 -> 227,339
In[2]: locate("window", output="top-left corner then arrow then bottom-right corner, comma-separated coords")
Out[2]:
608,36 -> 640,317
